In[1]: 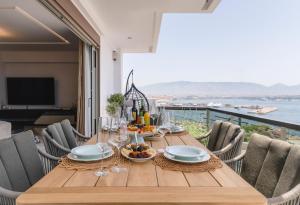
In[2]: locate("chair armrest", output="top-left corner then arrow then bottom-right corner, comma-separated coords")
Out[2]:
223,152 -> 246,174
49,138 -> 71,153
213,143 -> 234,156
224,152 -> 246,164
195,129 -> 212,140
37,147 -> 60,161
0,186 -> 21,199
37,147 -> 60,174
213,130 -> 245,161
72,128 -> 90,140
267,184 -> 300,205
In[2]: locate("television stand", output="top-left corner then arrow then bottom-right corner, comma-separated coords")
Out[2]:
0,108 -> 76,133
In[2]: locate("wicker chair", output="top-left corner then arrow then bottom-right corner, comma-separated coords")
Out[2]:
42,119 -> 90,157
197,120 -> 245,161
0,130 -> 59,205
225,133 -> 300,205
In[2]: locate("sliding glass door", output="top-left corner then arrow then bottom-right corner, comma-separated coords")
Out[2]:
84,45 -> 99,136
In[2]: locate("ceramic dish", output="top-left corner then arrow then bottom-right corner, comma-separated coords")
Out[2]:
71,143 -> 112,159
67,150 -> 114,162
121,147 -> 156,163
163,151 -> 210,164
158,125 -> 185,134
165,145 -> 205,159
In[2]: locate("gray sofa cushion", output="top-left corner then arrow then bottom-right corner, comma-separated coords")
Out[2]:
0,138 -> 30,192
241,134 -> 272,187
12,130 -> 44,185
207,120 -> 222,150
61,119 -> 77,149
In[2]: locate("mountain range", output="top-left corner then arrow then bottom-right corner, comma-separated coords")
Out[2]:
140,81 -> 300,97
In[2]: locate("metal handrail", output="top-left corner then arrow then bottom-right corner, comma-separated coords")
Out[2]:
159,106 -> 300,131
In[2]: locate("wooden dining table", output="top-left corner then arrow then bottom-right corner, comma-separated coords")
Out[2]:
17,132 -> 267,205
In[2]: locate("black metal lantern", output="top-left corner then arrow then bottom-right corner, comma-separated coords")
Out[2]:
124,69 -> 149,112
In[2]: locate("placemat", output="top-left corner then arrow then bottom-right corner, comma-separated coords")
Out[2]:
153,153 -> 222,172
58,151 -> 130,171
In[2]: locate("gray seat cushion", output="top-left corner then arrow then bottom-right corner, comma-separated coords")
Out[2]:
12,130 -> 44,185
0,159 -> 12,190
255,139 -> 291,197
241,134 -> 272,187
0,130 -> 45,192
47,123 -> 70,148
273,145 -> 300,197
207,121 -> 241,152
207,120 -> 222,150
214,121 -> 232,151
0,138 -> 31,192
241,133 -> 300,198
222,124 -> 240,147
61,119 -> 77,149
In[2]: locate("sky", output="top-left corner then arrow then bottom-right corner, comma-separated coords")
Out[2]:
123,0 -> 300,87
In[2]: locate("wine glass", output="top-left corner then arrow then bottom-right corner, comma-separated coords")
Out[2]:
95,117 -> 109,177
108,117 -> 128,173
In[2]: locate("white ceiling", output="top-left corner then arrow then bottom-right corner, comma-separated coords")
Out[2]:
73,0 -> 220,53
0,0 -> 79,51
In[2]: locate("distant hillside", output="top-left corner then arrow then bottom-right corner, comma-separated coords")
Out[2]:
140,81 -> 300,97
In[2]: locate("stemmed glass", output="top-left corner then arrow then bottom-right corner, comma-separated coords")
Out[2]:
95,117 -> 109,177
108,117 -> 128,173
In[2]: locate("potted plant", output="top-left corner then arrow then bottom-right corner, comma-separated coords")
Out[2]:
106,93 -> 124,131
106,93 -> 124,117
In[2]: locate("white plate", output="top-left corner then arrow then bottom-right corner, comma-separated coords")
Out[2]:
158,125 -> 185,134
170,126 -> 185,133
163,151 -> 210,164
165,145 -> 205,159
67,150 -> 114,162
71,143 -> 112,159
121,148 -> 156,163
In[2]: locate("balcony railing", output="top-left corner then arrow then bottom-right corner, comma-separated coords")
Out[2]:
158,106 -> 300,144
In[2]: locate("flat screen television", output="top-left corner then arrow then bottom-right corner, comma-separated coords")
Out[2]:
6,77 -> 55,105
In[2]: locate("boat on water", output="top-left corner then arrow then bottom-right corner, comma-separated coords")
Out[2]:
207,102 -> 222,108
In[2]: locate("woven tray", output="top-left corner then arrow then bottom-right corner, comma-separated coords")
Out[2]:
153,153 -> 222,172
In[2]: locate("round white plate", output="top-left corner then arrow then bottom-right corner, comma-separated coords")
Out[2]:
158,126 -> 185,134
71,143 -> 112,159
165,145 -> 205,159
121,148 -> 156,163
67,150 -> 114,162
163,151 -> 210,164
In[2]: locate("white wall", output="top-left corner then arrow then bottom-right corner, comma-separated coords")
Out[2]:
99,37 -> 122,117
71,0 -> 123,117
0,51 -> 78,108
